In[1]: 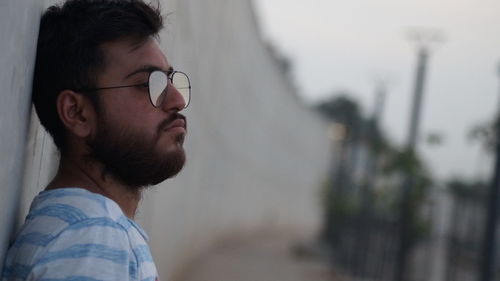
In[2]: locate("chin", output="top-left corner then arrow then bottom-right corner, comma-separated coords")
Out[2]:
88,120 -> 187,187
149,149 -> 186,185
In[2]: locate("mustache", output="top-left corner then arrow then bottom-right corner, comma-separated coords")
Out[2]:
158,113 -> 187,133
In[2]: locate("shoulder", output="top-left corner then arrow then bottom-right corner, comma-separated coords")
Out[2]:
15,188 -> 130,247
29,188 -> 117,220
3,215 -> 136,281
20,188 -> 134,251
2,189 -> 140,281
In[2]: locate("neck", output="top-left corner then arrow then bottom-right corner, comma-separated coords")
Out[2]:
46,154 -> 142,219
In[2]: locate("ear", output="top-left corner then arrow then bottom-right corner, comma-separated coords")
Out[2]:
56,90 -> 96,139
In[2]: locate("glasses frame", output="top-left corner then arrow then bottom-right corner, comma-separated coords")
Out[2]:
77,70 -> 191,109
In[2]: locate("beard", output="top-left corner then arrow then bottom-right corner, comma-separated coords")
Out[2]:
86,113 -> 186,188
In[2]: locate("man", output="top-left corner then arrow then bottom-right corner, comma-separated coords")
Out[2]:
1,0 -> 191,280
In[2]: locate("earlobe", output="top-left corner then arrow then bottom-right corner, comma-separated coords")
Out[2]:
56,90 -> 95,138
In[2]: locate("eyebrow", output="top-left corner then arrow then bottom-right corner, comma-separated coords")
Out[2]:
124,65 -> 174,79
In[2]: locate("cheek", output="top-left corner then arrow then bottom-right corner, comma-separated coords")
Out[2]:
99,104 -> 158,139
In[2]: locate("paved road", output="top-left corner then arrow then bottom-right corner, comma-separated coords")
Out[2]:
173,231 -> 342,281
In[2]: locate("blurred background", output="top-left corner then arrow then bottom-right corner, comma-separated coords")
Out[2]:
0,0 -> 499,281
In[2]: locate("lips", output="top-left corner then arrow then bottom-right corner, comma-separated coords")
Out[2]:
163,118 -> 186,133
158,113 -> 187,135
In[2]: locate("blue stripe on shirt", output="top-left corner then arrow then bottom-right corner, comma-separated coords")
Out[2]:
129,260 -> 137,280
13,218 -> 125,248
65,217 -> 125,232
37,190 -> 108,212
133,245 -> 153,263
1,263 -> 31,280
117,215 -> 132,230
13,232 -> 53,248
39,276 -> 102,281
27,204 -> 88,224
38,244 -> 128,266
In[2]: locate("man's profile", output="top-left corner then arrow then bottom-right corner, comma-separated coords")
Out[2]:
1,0 -> 190,280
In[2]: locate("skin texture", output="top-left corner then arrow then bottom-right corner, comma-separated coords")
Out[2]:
46,37 -> 187,219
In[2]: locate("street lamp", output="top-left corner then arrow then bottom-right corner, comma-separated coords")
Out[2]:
396,28 -> 444,281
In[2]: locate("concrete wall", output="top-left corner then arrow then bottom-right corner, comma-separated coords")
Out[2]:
0,0 -> 330,280
0,0 -> 44,271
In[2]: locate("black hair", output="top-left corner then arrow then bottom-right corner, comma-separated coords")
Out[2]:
32,0 -> 163,152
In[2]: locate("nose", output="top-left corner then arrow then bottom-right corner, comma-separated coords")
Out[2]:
159,83 -> 186,112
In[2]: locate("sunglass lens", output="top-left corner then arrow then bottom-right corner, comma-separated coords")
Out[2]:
149,71 -> 168,107
172,72 -> 191,108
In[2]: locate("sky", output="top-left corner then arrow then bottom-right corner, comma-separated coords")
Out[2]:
253,0 -> 500,181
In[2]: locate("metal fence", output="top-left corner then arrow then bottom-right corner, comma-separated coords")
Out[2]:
325,182 -> 498,281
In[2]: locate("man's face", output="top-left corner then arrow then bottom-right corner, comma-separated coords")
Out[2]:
86,37 -> 187,187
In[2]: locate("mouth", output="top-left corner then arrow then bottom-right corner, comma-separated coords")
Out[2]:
165,118 -> 186,132
161,115 -> 187,135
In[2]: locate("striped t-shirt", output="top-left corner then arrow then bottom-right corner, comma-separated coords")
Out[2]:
1,188 -> 159,281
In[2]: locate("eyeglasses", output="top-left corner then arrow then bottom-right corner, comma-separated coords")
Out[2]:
78,70 -> 191,109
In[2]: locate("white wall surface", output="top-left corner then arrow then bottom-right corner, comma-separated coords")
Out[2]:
0,0 -> 331,279
140,1 -> 331,278
0,0 -> 44,271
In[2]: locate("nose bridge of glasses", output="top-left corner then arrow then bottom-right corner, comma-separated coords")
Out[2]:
168,71 -> 175,84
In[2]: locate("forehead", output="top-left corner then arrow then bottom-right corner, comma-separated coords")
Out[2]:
100,37 -> 169,75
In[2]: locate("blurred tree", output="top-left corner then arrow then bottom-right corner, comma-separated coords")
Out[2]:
468,114 -> 499,153
317,94 -> 363,140
316,94 -> 433,243
425,131 -> 444,147
317,94 -> 365,241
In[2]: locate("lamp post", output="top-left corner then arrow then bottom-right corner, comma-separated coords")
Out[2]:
395,28 -> 443,281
